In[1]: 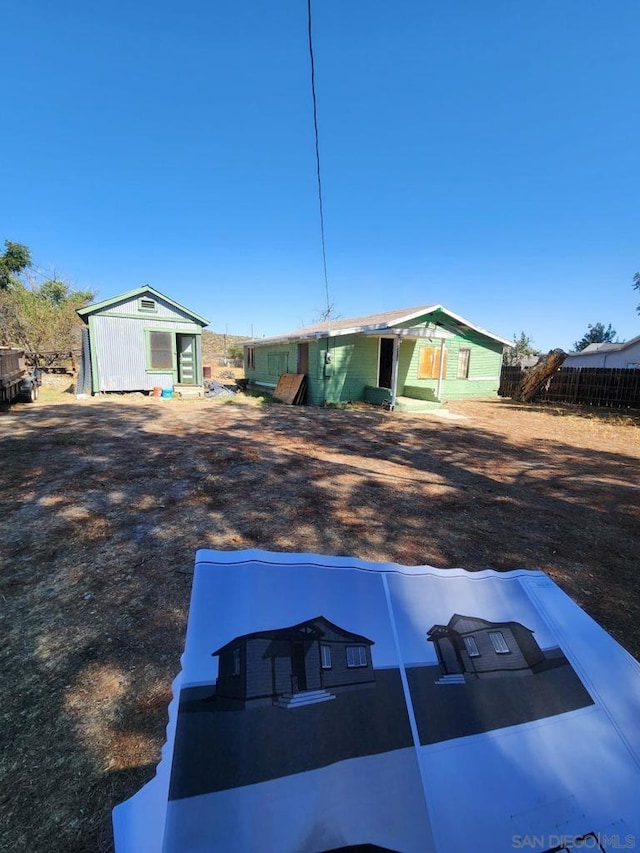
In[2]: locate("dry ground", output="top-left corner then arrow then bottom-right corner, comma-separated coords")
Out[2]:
1,383 -> 639,851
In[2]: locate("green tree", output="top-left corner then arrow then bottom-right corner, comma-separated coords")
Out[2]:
573,322 -> 617,352
633,271 -> 640,315
0,280 -> 95,352
503,331 -> 539,366
0,240 -> 95,352
0,240 -> 31,289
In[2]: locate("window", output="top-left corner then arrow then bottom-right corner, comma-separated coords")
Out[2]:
148,331 -> 174,370
418,346 -> 447,379
320,644 -> 332,669
139,297 -> 157,312
346,645 -> 367,668
246,347 -> 255,369
457,348 -> 471,379
488,631 -> 511,654
232,647 -> 240,676
463,636 -> 480,657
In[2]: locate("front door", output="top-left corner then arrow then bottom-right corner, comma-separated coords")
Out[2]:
177,334 -> 197,385
292,642 -> 307,692
378,338 -> 394,388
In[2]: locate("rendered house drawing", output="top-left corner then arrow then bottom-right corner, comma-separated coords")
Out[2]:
212,616 -> 376,708
427,614 -> 546,683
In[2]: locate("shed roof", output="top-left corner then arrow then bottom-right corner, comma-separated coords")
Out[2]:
567,334 -> 640,356
243,304 -> 512,347
77,285 -> 209,326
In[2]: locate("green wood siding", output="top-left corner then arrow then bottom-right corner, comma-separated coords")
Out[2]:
244,313 -> 505,404
399,330 -> 503,400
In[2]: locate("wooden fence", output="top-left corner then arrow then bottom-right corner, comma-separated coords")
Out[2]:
499,366 -> 640,409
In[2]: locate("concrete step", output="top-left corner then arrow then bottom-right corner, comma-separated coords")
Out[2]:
174,385 -> 205,399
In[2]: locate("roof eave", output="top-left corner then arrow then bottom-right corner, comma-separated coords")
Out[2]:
76,285 -> 210,326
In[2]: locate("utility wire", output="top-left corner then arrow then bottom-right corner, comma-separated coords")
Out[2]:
307,0 -> 332,321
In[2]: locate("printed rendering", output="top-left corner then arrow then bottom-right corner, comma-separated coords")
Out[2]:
169,616 -> 412,798
405,612 -> 594,743
427,613 -> 546,682
213,616 -> 376,709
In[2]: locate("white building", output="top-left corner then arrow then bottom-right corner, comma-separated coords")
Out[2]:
564,334 -> 640,368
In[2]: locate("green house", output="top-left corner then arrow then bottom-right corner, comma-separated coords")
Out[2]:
243,304 -> 512,409
76,285 -> 209,395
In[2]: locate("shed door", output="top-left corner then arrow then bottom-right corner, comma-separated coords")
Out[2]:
177,335 -> 197,384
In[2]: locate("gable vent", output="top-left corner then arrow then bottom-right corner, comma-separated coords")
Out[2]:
139,297 -> 157,312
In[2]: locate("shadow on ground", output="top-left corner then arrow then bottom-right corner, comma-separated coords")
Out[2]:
1,397 -> 639,851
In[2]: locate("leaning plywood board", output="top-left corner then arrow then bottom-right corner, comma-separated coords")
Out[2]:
113,550 -> 640,853
273,373 -> 306,405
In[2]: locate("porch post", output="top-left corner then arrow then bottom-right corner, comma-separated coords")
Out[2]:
436,338 -> 446,400
390,337 -> 400,409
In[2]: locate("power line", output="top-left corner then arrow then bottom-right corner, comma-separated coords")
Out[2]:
306,0 -> 332,320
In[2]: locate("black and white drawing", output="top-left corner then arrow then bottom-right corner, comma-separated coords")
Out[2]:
212,616 -> 376,709
113,551 -> 640,853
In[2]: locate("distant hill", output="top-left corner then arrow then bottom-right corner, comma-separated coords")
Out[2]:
202,330 -> 247,365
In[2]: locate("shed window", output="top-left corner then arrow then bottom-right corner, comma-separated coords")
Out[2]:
463,636 -> 480,657
457,348 -> 471,379
489,631 -> 511,654
320,644 -> 332,669
232,647 -> 240,676
246,347 -> 255,370
139,297 -> 157,312
148,331 -> 174,370
346,645 -> 367,668
418,346 -> 447,379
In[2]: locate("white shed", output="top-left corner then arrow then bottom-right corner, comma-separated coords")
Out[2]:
564,335 -> 640,369
76,285 -> 209,395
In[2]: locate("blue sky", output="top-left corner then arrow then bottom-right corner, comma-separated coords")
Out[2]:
2,0 -> 639,351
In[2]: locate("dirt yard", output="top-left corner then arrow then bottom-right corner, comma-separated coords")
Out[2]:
1,386 -> 639,852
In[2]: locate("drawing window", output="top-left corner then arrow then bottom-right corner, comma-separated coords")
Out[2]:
246,347 -> 255,369
232,647 -> 240,676
489,631 -> 511,654
320,644 -> 332,669
346,645 -> 367,668
463,636 -> 480,657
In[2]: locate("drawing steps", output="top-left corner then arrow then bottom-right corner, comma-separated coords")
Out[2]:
274,690 -> 336,709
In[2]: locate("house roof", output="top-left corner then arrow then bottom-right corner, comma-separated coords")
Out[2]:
567,334 -> 640,356
243,304 -> 512,347
211,616 -> 374,656
76,285 -> 210,326
427,613 -> 535,638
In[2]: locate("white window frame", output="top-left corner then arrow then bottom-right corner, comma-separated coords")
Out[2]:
489,631 -> 511,654
346,645 -> 367,668
463,636 -> 480,657
320,644 -> 332,669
